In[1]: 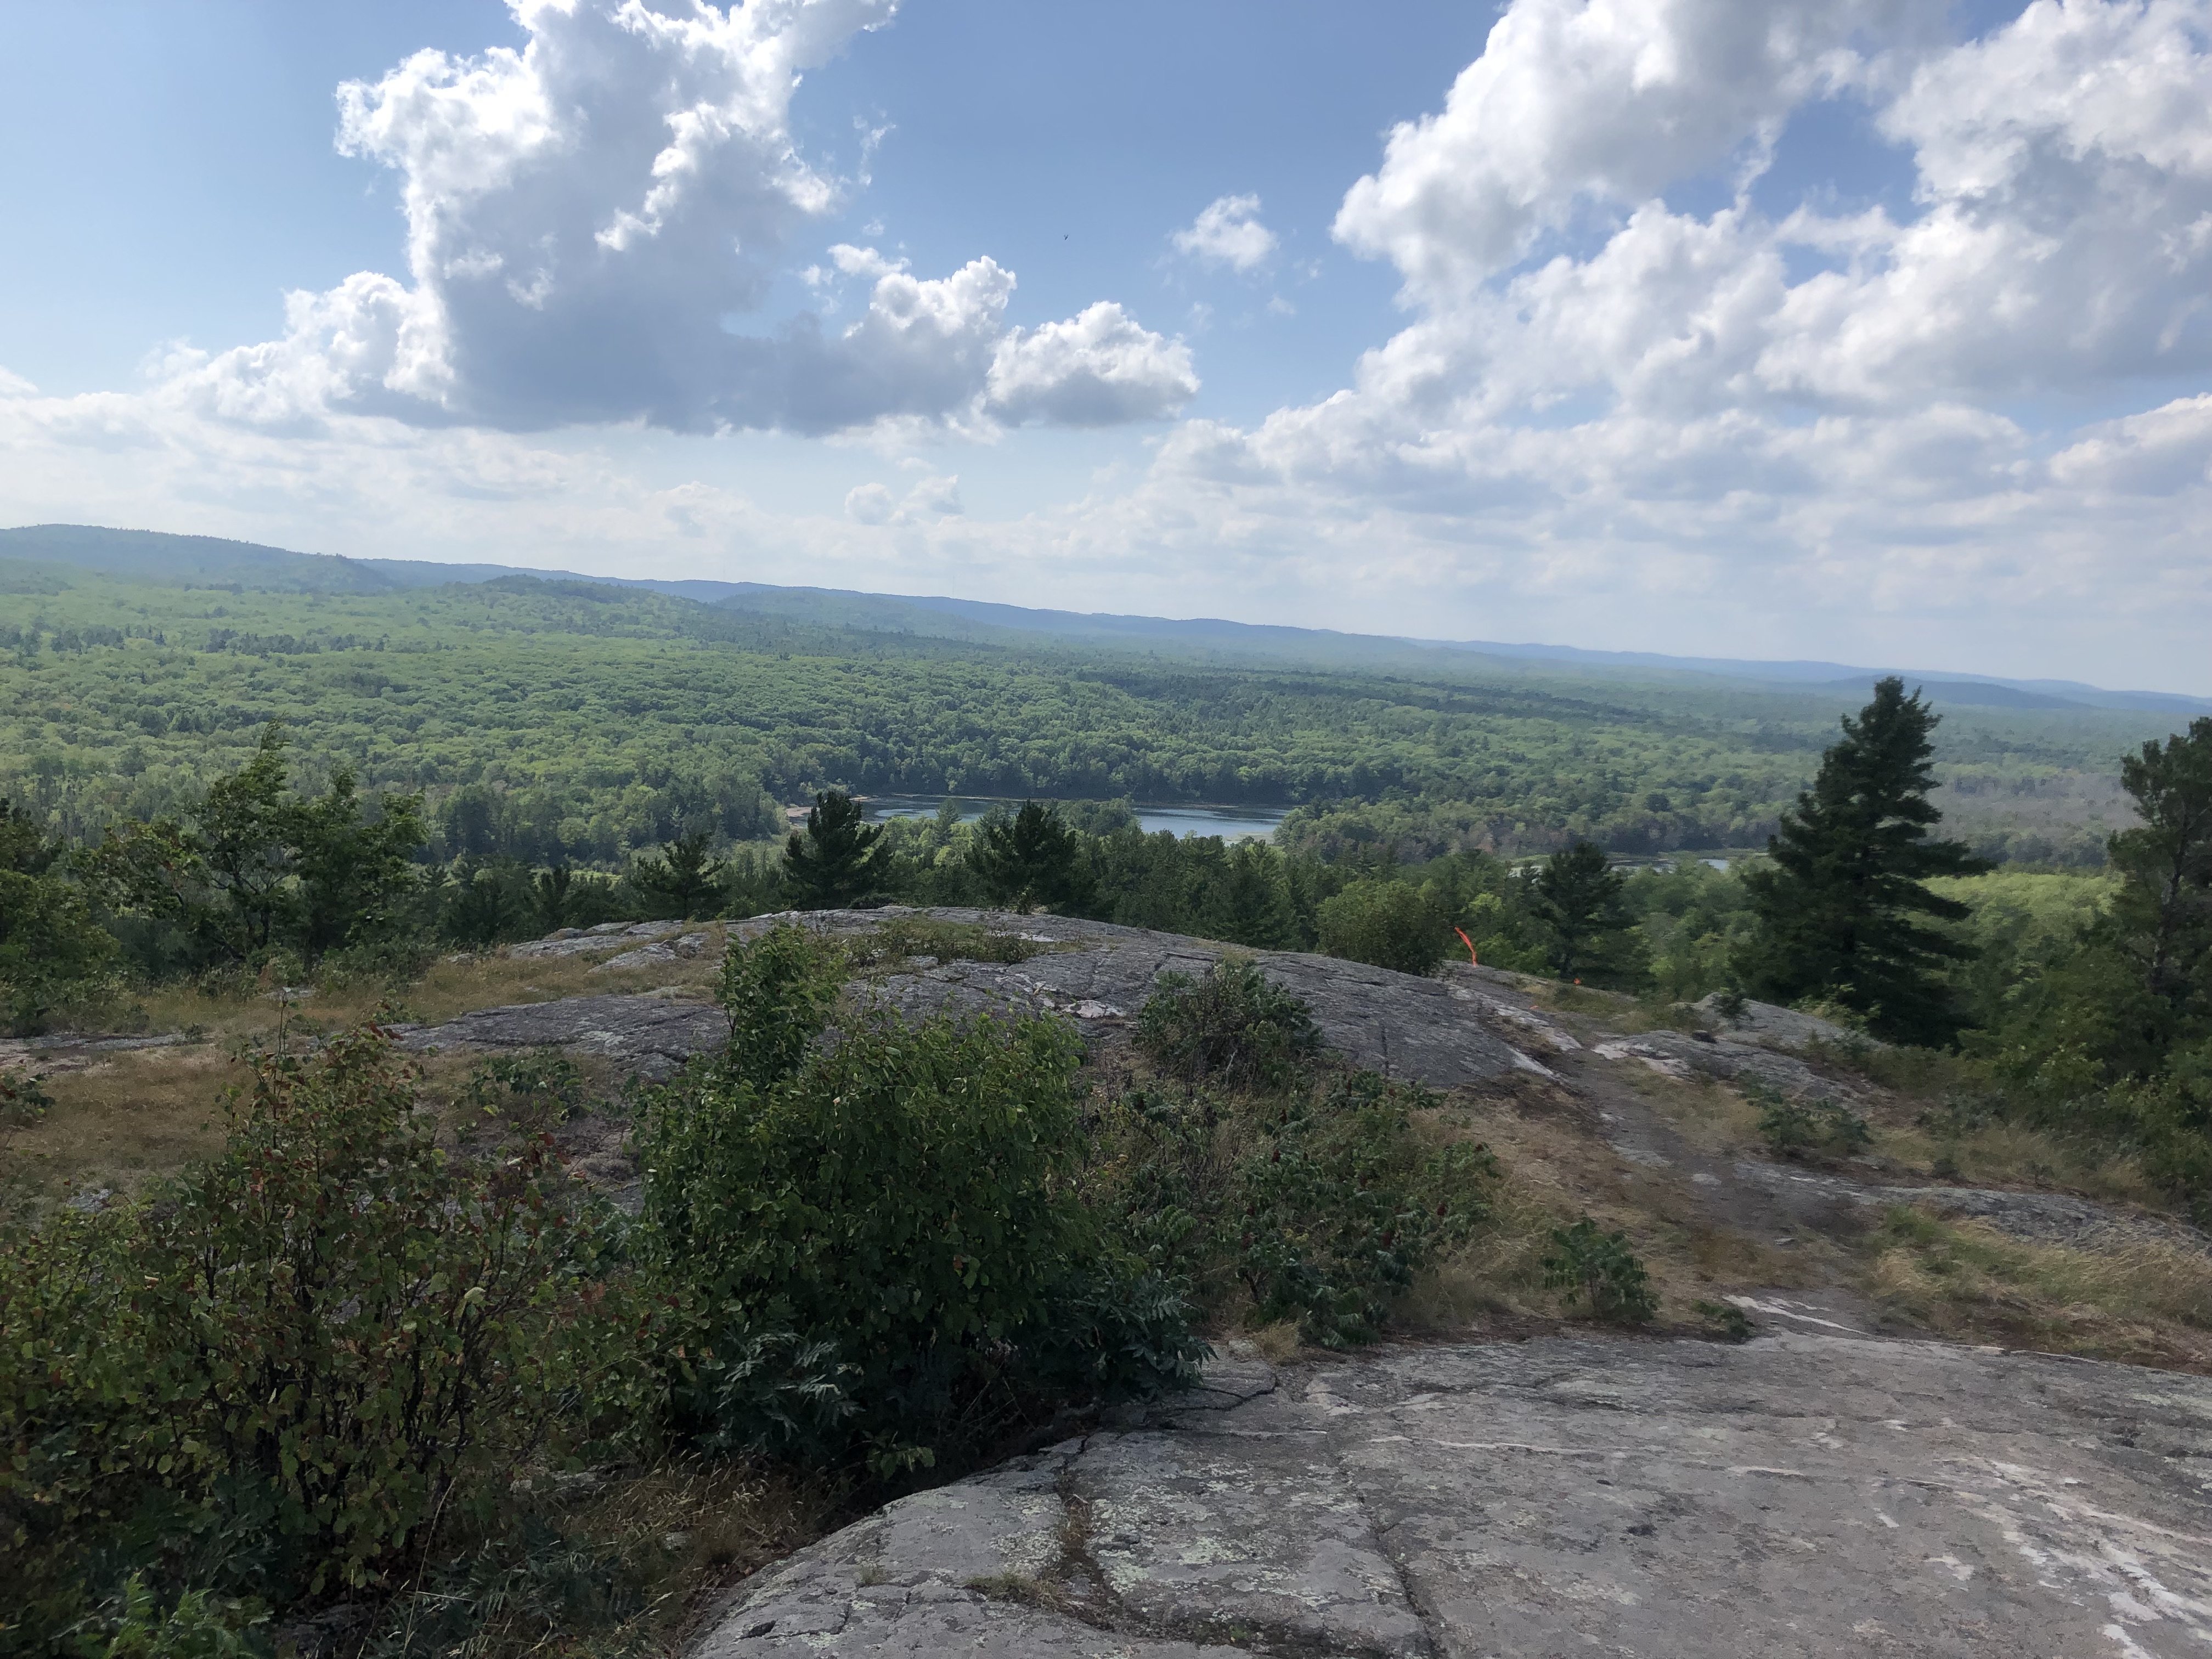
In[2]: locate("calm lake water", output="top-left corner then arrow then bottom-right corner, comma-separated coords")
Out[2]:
863,795 -> 1288,842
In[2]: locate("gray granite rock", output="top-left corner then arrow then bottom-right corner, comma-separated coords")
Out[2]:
1695,991 -> 1882,1052
1733,1159 -> 2212,1253
393,993 -> 729,1083
592,932 -> 710,972
697,1333 -> 2212,1657
398,907 -> 1533,1091
1594,1029 -> 1862,1102
509,922 -> 690,962
740,908 -> 1533,1090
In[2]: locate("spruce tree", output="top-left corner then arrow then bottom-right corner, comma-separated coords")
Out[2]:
783,789 -> 883,910
1739,678 -> 1988,1044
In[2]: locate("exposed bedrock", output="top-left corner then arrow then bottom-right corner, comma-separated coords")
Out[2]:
697,1334 -> 2212,1658
399,907 -> 1537,1091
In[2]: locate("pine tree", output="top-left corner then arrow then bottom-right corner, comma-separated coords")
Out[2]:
633,831 -> 726,920
1739,678 -> 1988,1043
783,790 -> 883,910
968,800 -> 1092,913
1531,839 -> 1636,984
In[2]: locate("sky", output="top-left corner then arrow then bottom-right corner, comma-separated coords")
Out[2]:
2,0 -> 2209,692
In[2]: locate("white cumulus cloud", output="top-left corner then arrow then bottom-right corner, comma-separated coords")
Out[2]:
162,0 -> 1191,436
986,303 -> 1199,427
1172,194 -> 1279,273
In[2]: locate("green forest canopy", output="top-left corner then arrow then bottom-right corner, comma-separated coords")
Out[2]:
0,554 -> 2181,868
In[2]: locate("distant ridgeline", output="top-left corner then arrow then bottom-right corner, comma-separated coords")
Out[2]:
0,523 -> 2199,867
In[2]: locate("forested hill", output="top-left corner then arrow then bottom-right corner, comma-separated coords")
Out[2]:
7,523 -> 2203,716
0,533 -> 2185,867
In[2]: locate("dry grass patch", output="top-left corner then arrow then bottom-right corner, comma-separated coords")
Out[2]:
5,930 -> 728,1202
1866,1206 -> 2212,1373
2,1041 -> 241,1203
109,924 -> 731,1048
1402,1075 -> 1829,1333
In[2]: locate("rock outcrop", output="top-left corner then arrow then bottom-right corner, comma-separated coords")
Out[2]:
402,908 -> 1538,1092
395,991 -> 729,1083
697,1333 -> 2212,1657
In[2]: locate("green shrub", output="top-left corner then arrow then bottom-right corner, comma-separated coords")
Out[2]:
1235,1074 -> 1498,1347
642,923 -> 1203,1479
1750,1084 -> 1874,1161
0,1067 -> 53,1125
1135,960 -> 1321,1092
842,916 -> 1042,969
1092,1073 -> 1501,1350
1316,879 -> 1448,977
0,1026 -> 651,1636
1692,1299 -> 1756,1342
1542,1218 -> 1657,1323
82,1577 -> 269,1659
459,1049 -> 587,1129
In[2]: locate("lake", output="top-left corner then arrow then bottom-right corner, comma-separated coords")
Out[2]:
862,795 -> 1288,842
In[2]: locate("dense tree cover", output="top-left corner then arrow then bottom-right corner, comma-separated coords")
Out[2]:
82,726 -> 426,986
1740,680 -> 1991,1044
0,565 -> 2168,868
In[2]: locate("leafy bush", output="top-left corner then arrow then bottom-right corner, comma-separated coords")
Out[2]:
1542,1218 -> 1657,1323
1692,1299 -> 1756,1341
641,923 -> 1203,1479
1135,960 -> 1321,1092
0,1026 -> 651,1638
459,1049 -> 588,1129
1750,1084 -> 1875,1161
86,1576 -> 269,1659
1316,879 -> 1448,977
0,1066 -> 54,1125
1092,1073 -> 1501,1350
1234,1074 -> 1499,1347
842,916 -> 1043,968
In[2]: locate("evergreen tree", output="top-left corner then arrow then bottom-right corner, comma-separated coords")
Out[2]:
2108,716 -> 2212,1031
631,831 -> 726,920
783,789 -> 883,910
292,765 -> 428,961
1738,678 -> 1988,1043
1530,840 -> 1637,984
532,865 -> 575,933
0,798 -> 116,1033
1200,840 -> 1298,949
442,856 -> 532,948
969,800 -> 1093,913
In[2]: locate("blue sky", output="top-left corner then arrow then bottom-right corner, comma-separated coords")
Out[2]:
4,0 -> 2209,691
